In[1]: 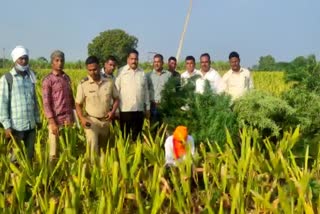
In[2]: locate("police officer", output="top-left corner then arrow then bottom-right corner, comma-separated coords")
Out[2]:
75,56 -> 119,161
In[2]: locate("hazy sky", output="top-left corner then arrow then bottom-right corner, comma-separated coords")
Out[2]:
0,0 -> 319,67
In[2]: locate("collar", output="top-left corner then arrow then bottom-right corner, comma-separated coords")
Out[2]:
10,67 -> 30,77
152,69 -> 167,75
51,70 -> 65,76
231,67 -> 244,74
88,75 -> 106,84
122,64 -> 142,73
102,73 -> 114,78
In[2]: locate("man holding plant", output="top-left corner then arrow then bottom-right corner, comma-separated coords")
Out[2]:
164,126 -> 195,166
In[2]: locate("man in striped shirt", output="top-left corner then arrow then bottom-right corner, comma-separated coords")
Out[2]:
0,46 -> 41,160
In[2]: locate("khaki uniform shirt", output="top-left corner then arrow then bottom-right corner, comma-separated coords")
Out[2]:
115,64 -> 150,112
222,67 -> 254,100
75,76 -> 119,118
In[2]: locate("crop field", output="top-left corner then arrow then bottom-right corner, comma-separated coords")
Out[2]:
2,69 -> 320,213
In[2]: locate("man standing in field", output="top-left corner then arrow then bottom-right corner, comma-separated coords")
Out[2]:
101,55 -> 117,80
101,55 -> 119,120
0,46 -> 41,160
195,53 -> 224,94
115,49 -> 150,141
222,51 -> 254,100
146,54 -> 171,127
167,56 -> 181,92
42,50 -> 75,161
75,56 -> 119,161
167,56 -> 180,78
181,56 -> 199,82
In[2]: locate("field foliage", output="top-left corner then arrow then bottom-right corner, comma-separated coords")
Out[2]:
1,68 -> 320,213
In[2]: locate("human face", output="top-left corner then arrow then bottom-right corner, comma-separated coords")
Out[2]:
16,55 -> 29,66
104,60 -> 116,75
127,53 -> 138,70
185,59 -> 195,73
229,57 -> 240,72
153,57 -> 163,72
200,56 -> 210,72
52,56 -> 64,72
87,63 -> 100,81
168,59 -> 177,72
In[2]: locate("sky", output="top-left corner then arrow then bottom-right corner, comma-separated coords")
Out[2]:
0,0 -> 319,67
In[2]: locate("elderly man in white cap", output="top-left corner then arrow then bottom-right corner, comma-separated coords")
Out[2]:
0,45 -> 41,161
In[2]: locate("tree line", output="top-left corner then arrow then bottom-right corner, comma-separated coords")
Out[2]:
0,29 -> 318,72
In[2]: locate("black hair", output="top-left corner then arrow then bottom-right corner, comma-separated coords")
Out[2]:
185,55 -> 195,62
154,53 -> 164,61
200,53 -> 211,61
168,56 -> 177,62
85,56 -> 99,65
105,55 -> 118,63
229,51 -> 240,59
127,49 -> 139,57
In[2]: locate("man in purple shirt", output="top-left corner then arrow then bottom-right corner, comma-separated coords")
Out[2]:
42,50 -> 75,160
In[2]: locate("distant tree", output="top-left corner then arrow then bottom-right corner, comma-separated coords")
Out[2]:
29,57 -> 50,69
275,62 -> 290,71
88,29 -> 138,66
257,55 -> 276,71
285,55 -> 320,92
38,57 -> 48,63
213,61 -> 230,71
0,59 -> 11,68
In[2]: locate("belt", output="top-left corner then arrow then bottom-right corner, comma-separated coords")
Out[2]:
89,115 -> 108,121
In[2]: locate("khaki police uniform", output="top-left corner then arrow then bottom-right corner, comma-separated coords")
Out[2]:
75,76 -> 119,159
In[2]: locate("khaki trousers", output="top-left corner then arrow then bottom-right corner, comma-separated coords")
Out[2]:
48,124 -> 73,159
84,116 -> 110,161
48,124 -> 59,158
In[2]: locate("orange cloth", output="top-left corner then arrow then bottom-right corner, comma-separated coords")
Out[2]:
173,126 -> 188,159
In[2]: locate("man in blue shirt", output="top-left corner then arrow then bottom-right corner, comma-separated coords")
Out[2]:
0,46 -> 41,160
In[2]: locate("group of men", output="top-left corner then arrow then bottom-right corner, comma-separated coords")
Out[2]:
0,45 -> 253,163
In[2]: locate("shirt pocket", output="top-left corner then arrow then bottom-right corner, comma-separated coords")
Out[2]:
52,82 -> 64,95
86,91 -> 100,105
101,85 -> 112,102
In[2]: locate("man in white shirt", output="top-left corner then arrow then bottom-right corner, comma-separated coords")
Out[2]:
181,56 -> 200,81
115,49 -> 150,140
222,51 -> 254,100
196,53 -> 224,94
164,126 -> 195,166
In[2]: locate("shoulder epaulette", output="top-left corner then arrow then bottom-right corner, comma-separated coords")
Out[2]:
81,77 -> 89,84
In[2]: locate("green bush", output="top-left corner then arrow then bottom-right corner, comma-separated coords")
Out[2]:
159,76 -> 237,144
233,90 -> 294,138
